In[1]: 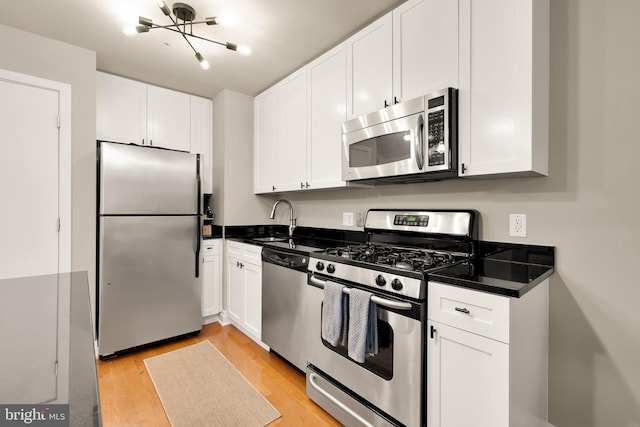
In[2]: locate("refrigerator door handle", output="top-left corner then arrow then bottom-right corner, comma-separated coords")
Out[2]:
195,154 -> 202,278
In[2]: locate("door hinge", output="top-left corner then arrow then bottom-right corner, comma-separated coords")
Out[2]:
57,115 -> 61,129
57,217 -> 61,232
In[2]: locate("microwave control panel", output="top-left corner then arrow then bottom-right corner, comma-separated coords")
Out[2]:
427,94 -> 446,167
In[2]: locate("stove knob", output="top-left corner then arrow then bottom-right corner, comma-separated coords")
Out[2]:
391,278 -> 403,291
316,261 -> 325,271
375,275 -> 386,287
327,264 -> 336,274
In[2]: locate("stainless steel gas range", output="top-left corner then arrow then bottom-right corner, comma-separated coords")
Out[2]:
305,209 -> 477,427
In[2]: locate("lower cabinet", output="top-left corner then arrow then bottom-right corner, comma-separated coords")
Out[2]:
226,241 -> 262,343
201,239 -> 221,320
427,280 -> 549,427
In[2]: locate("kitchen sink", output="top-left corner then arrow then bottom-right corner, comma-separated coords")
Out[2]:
252,236 -> 288,243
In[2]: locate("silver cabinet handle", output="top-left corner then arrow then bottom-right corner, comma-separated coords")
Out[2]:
308,373 -> 375,427
309,274 -> 412,311
455,307 -> 470,314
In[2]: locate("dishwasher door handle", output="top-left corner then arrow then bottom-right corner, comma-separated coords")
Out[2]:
309,274 -> 412,311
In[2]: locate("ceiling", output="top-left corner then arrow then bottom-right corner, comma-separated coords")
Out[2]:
0,0 -> 404,98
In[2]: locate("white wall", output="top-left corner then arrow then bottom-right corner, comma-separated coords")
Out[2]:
217,1 -> 640,425
0,25 -> 97,321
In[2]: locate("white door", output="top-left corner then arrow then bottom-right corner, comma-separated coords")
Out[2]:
0,78 -> 60,279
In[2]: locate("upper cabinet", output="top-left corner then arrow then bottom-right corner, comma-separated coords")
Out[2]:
346,0 -> 459,119
97,72 -> 194,152
254,43 -> 356,194
96,73 -> 147,145
190,96 -> 213,194
307,43 -> 350,189
254,85 -> 280,194
278,68 -> 308,192
146,85 -> 190,152
392,0 -> 459,102
458,0 -> 550,177
346,13 -> 393,119
253,0 -> 550,189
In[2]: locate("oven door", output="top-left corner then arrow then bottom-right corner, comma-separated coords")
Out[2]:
342,111 -> 425,182
306,274 -> 424,427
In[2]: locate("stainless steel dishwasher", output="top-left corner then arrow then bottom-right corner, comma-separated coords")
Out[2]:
261,246 -> 309,372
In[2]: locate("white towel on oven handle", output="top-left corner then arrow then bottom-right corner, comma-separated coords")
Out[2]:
348,288 -> 378,363
321,281 -> 347,346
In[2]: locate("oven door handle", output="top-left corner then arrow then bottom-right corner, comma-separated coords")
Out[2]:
308,372 -> 376,427
309,274 -> 413,311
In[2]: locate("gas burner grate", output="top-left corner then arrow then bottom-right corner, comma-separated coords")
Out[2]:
322,244 -> 457,273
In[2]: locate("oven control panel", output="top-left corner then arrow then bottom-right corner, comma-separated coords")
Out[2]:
309,257 -> 425,300
393,214 -> 429,227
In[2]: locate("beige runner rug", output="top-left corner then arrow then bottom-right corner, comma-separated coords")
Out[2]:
144,341 -> 281,427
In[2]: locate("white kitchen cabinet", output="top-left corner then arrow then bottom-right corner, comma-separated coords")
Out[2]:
392,0 -> 459,101
254,68 -> 308,193
254,43 -> 356,193
427,280 -> 549,427
97,72 -> 198,153
146,85 -> 191,151
428,320 -> 509,427
458,0 -> 549,177
307,43 -> 350,189
278,68 -> 308,191
190,96 -> 213,194
346,0 -> 459,119
225,241 -> 262,343
254,86 -> 280,193
346,12 -> 393,118
96,72 -> 147,145
201,239 -> 221,321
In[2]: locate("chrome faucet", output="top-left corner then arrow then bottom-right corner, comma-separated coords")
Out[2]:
269,199 -> 296,238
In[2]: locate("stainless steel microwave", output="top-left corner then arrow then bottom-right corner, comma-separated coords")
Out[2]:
342,88 -> 458,184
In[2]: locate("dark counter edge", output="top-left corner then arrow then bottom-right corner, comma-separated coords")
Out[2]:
429,265 -> 555,298
221,225 -> 556,298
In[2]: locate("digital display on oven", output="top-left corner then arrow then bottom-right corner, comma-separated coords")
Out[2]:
393,215 -> 429,227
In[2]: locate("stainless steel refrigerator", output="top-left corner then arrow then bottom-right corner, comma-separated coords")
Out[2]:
97,141 -> 202,358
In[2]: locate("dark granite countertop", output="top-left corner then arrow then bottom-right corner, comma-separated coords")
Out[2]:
0,272 -> 101,426
223,225 -> 555,297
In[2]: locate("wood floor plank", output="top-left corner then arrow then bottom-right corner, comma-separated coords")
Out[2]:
97,323 -> 340,426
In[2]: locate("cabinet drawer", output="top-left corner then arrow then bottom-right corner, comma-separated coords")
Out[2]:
428,282 -> 510,343
226,240 -> 262,264
202,239 -> 220,258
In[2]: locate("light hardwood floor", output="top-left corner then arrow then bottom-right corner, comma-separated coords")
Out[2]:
97,322 -> 341,426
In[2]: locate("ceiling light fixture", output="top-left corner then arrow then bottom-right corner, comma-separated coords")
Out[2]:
132,1 -> 250,70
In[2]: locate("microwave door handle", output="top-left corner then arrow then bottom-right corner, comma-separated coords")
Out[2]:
415,114 -> 425,170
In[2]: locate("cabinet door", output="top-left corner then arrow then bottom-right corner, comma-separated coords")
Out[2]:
202,241 -> 221,317
278,68 -> 308,191
393,0 -> 459,102
427,321 -> 509,427
96,72 -> 146,144
254,86 -> 280,193
243,261 -> 262,339
190,96 -> 212,193
147,85 -> 191,151
307,43 -> 348,189
346,12 -> 393,118
226,255 -> 245,325
458,0 -> 549,177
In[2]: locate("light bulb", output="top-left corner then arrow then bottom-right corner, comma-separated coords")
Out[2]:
195,53 -> 210,70
237,45 -> 252,56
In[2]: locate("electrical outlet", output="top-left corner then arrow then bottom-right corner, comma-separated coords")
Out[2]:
509,214 -> 527,237
355,212 -> 365,227
343,212 -> 354,226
